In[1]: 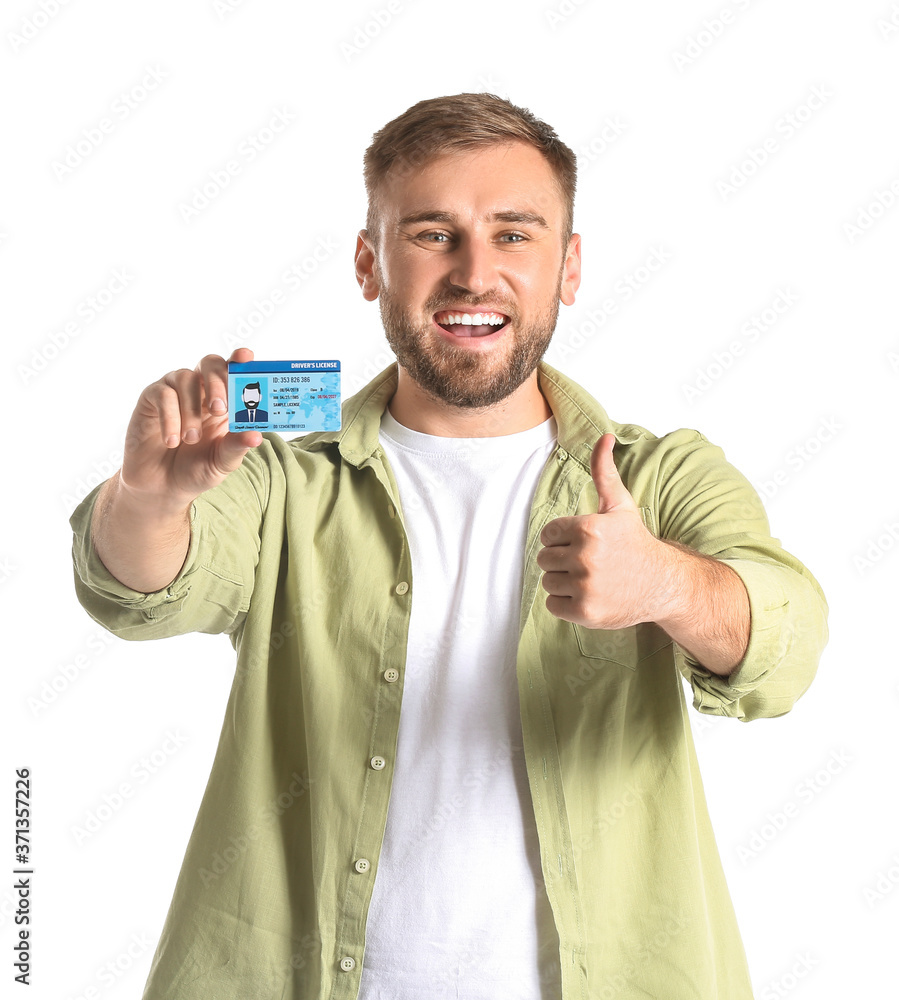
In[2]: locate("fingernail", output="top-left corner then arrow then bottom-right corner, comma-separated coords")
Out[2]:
184,428 -> 200,444
165,434 -> 179,448
210,398 -> 226,413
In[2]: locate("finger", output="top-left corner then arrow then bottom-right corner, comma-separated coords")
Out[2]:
138,378 -> 187,449
195,354 -> 229,416
539,516 -> 576,547
592,433 -> 632,514
535,543 -> 571,572
540,571 -> 575,598
161,368 -> 203,445
544,594 -> 576,624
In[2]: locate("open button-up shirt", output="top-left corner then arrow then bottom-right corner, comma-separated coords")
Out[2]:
69,360 -> 829,1000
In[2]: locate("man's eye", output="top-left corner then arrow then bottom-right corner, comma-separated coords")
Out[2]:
420,232 -> 450,243
501,233 -> 526,243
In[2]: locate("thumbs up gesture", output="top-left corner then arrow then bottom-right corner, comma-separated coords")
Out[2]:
537,433 -> 671,631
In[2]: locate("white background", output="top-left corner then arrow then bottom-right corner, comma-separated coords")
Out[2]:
3,0 -> 898,997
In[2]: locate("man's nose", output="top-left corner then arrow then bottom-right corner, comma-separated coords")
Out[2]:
445,237 -> 499,294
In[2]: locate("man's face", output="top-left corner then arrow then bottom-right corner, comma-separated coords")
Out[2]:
357,140 -> 580,409
242,386 -> 261,409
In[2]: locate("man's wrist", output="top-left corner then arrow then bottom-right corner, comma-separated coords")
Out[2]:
111,471 -> 194,524
646,539 -> 749,677
645,538 -> 694,629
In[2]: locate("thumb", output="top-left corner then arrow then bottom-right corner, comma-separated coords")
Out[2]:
216,429 -> 262,474
591,433 -> 632,514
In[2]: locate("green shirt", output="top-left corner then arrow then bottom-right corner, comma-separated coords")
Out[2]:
69,360 -> 828,999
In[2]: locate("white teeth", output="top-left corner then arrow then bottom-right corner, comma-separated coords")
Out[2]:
438,311 -> 505,326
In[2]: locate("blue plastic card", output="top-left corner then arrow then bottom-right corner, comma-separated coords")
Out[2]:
227,360 -> 341,433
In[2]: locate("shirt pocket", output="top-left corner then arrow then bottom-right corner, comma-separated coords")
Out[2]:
573,621 -> 673,670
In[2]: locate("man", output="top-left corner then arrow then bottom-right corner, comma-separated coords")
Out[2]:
70,93 -> 828,999
234,380 -> 268,422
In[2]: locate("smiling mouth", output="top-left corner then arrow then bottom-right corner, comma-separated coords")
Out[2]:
433,309 -> 510,337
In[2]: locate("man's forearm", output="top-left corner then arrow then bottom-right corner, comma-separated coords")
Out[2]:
652,540 -> 751,678
91,471 -> 192,594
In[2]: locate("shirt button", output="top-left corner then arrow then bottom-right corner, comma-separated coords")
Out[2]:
339,956 -> 356,972
354,858 -> 371,873
557,447 -> 568,462
370,755 -> 386,770
395,581 -> 409,595
383,668 -> 399,683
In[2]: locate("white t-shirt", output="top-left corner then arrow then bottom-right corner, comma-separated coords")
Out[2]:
357,405 -> 563,1000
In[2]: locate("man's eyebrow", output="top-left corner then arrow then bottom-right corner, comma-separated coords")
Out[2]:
396,210 -> 551,229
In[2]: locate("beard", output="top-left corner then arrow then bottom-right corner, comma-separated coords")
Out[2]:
377,262 -> 565,410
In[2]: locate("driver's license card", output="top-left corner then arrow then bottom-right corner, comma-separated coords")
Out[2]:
227,360 -> 341,433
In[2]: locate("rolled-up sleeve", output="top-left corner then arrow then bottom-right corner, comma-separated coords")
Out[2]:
69,444 -> 271,642
653,429 -> 829,722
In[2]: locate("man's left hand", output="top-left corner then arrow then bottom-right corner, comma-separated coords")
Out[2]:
537,433 -> 673,631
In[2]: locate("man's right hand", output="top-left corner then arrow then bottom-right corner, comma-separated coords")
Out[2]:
120,347 -> 262,511
89,348 -> 262,594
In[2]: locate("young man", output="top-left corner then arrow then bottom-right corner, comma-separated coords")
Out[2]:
70,93 -> 828,999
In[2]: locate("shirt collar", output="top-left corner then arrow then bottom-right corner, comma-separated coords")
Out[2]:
304,361 -> 637,472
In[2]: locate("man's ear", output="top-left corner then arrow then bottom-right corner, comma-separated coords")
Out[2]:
355,231 -> 380,301
560,233 -> 582,307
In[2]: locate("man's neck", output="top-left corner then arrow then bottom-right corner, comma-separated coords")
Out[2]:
386,368 -> 552,438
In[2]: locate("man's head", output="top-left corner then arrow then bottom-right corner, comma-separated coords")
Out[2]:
356,93 -> 581,411
242,383 -> 261,410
